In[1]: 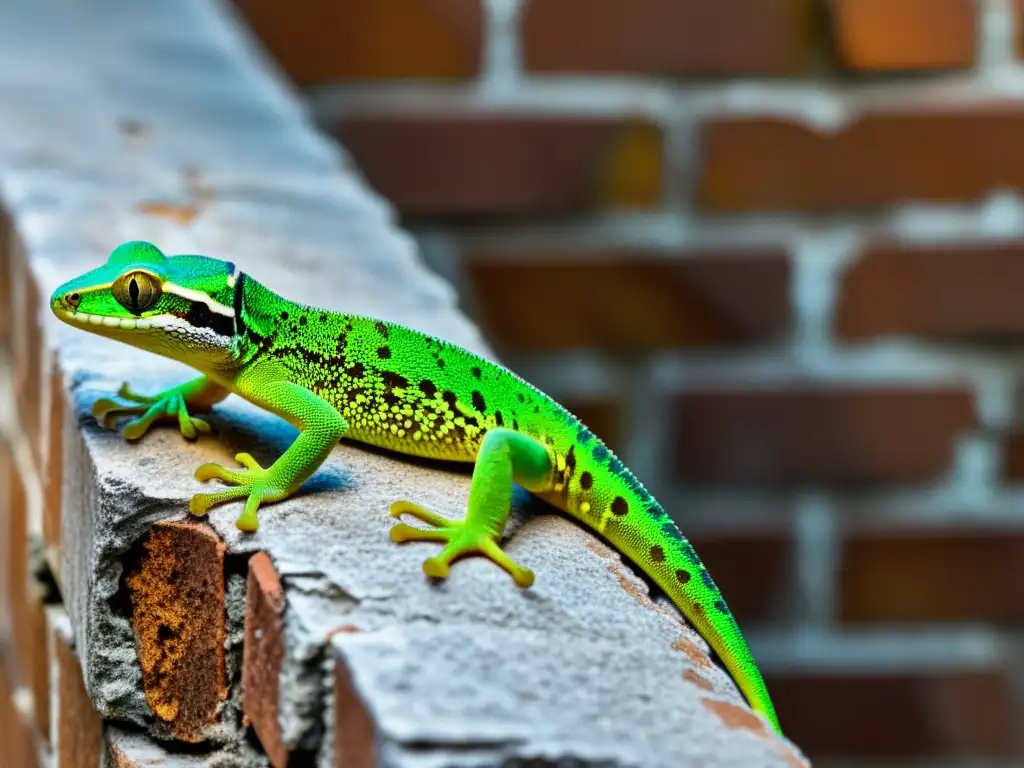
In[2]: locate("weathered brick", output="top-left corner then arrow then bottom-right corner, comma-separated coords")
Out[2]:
837,240 -> 1024,341
0,208 -> 11,349
333,114 -> 663,215
833,0 -> 977,71
522,0 -> 815,75
243,552 -> 287,768
24,583 -> 49,746
767,667 -> 1019,759
840,525 -> 1024,623
234,0 -> 483,84
699,102 -> 1024,213
52,616 -> 103,768
6,447 -> 31,688
11,240 -> 45,468
333,652 -> 375,768
672,386 -> 975,485
688,529 -> 792,625
123,521 -> 227,742
464,248 -> 790,351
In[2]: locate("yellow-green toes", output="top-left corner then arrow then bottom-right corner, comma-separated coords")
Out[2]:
190,452 -> 286,533
389,500 -> 535,588
92,381 -> 211,441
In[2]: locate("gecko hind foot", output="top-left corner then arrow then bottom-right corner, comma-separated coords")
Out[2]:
389,500 -> 535,588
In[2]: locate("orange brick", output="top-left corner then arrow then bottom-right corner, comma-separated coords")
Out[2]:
43,358 -> 64,587
463,247 -> 790,351
833,0 -> 977,71
233,0 -> 483,85
1,658 -> 37,768
672,386 -> 975,485
333,113 -> 663,215
524,0 -> 816,75
0,209 -> 11,350
698,101 -> 1024,213
333,653 -> 375,768
837,240 -> 1024,341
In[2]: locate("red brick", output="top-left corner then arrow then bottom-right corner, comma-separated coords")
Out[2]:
243,552 -> 287,768
840,526 -> 1024,623
464,248 -> 790,351
672,386 -> 975,485
6,447 -> 31,688
523,0 -> 815,76
699,101 -> 1024,213
1,655 -> 37,768
837,240 -> 1024,341
11,243 -> 45,469
123,521 -> 227,742
44,358 -> 64,587
333,653 -> 375,768
53,622 -> 103,768
333,114 -> 663,215
0,208 -> 11,350
688,529 -> 792,625
833,0 -> 977,71
233,0 -> 483,84
1003,432 -> 1024,479
767,667 -> 1019,759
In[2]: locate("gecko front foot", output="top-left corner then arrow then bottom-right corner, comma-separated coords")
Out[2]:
389,500 -> 535,588
189,452 -> 287,532
92,381 -> 214,441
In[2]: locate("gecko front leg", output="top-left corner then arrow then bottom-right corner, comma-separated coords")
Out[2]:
189,367 -> 348,532
389,428 -> 553,587
92,375 -> 229,441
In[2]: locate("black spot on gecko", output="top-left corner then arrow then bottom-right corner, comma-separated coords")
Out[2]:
347,363 -> 366,379
512,418 -> 519,431
611,497 -> 628,516
280,311 -> 289,320
675,569 -> 691,584
442,391 -> 458,409
377,346 -> 391,359
580,471 -> 593,490
382,371 -> 409,390
517,393 -> 526,404
471,367 -> 482,379
299,316 -> 307,326
650,545 -> 665,563
419,380 -> 437,397
375,321 -> 389,338
437,358 -> 446,368
565,446 -> 576,472
471,391 -> 486,412
320,312 -> 328,323
494,411 -> 504,427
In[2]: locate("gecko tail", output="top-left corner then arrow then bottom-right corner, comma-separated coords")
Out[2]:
606,501 -> 783,736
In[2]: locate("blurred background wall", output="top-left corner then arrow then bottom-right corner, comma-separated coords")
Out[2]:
228,1 -> 1024,764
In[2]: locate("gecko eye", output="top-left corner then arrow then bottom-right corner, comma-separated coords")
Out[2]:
112,270 -> 161,313
66,292 -> 81,309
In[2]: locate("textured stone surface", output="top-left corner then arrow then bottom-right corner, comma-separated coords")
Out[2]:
0,0 -> 808,765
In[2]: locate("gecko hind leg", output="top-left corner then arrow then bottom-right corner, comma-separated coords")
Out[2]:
389,428 -> 553,589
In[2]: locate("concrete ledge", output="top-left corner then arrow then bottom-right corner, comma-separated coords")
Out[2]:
0,0 -> 809,766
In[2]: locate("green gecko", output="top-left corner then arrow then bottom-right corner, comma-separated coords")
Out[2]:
50,241 -> 781,735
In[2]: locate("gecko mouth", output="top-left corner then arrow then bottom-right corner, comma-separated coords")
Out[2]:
56,309 -> 154,330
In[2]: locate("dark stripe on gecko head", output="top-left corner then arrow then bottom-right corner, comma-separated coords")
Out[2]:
185,300 -> 234,338
232,273 -> 247,336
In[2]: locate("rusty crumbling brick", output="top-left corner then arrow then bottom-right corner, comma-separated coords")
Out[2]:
123,521 -> 228,742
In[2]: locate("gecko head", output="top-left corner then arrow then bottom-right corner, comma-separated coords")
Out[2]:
50,240 -> 242,367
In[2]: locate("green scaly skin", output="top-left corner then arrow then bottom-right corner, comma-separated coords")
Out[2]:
50,241 -> 782,735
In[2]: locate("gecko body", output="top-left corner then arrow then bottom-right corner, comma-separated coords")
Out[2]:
50,241 -> 781,735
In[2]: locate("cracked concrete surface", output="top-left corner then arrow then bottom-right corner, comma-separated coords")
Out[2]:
0,0 -> 809,765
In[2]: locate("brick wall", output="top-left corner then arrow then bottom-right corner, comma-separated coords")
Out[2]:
234,0 -> 1024,763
